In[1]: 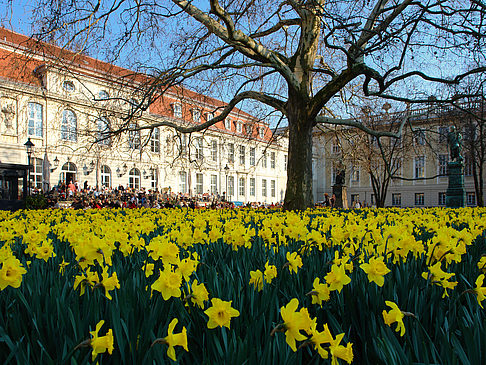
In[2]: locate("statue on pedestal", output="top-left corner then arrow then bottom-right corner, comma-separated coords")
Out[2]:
447,126 -> 463,163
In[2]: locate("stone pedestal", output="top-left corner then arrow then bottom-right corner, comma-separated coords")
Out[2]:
332,185 -> 348,209
446,161 -> 466,208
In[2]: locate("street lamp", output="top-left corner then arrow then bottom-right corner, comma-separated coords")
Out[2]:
224,164 -> 229,201
24,138 -> 35,196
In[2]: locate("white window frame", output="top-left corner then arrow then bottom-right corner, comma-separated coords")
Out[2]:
250,177 -> 256,196
414,192 -> 425,206
225,118 -> 232,130
271,180 -> 276,198
239,177 -> 245,196
192,109 -> 201,123
228,176 -> 234,196
195,173 -> 203,194
179,171 -> 187,193
151,128 -> 160,153
392,193 -> 401,206
438,192 -> 446,206
195,138 -> 204,160
438,154 -> 448,176
239,145 -> 245,165
96,117 -> 111,146
250,147 -> 256,166
211,140 -> 218,162
262,179 -> 267,197
237,121 -> 243,133
101,165 -> 111,188
61,109 -> 77,141
128,123 -> 141,149
28,102 -> 43,137
228,143 -> 234,163
173,103 -> 182,118
210,174 -> 218,194
414,156 -> 425,179
129,168 -> 141,189
270,152 -> 276,169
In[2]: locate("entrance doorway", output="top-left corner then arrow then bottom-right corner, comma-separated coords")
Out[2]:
60,162 -> 77,184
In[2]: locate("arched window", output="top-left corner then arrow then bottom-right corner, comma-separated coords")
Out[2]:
128,168 -> 140,189
60,162 -> 77,184
96,117 -> 111,146
61,110 -> 77,141
101,165 -> 111,188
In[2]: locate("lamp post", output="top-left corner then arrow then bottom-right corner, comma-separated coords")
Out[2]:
24,138 -> 35,196
224,164 -> 229,202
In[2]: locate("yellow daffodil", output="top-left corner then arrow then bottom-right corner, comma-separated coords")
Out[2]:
189,280 -> 209,308
382,301 -> 405,336
473,274 -> 486,308
249,269 -> 264,291
264,261 -> 277,284
324,264 -> 351,293
286,252 -> 303,274
59,258 -> 69,275
89,320 -> 114,361
360,256 -> 391,287
308,277 -> 330,306
153,318 -> 188,361
279,298 -> 312,351
151,267 -> 182,301
0,256 -> 27,290
99,266 -> 120,300
204,298 -> 240,329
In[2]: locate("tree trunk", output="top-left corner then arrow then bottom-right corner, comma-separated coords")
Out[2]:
283,98 -> 314,211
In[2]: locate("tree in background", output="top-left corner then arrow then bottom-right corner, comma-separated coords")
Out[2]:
7,0 -> 486,209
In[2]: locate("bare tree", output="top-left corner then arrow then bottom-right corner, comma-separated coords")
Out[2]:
8,0 -> 486,209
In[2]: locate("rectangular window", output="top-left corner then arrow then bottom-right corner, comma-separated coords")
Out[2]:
128,123 -> 141,149
206,112 -> 214,122
228,176 -> 234,197
151,128 -> 160,153
284,155 -> 288,171
225,118 -> 232,130
228,143 -> 234,163
30,158 -> 43,189
237,122 -> 243,133
239,177 -> 245,196
262,179 -> 267,197
270,152 -> 276,169
271,180 -> 276,198
438,192 -> 446,206
414,129 -> 426,146
179,171 -> 187,193
351,194 -> 360,205
195,173 -> 203,194
211,140 -> 218,162
464,155 -> 473,176
239,145 -> 245,165
415,193 -> 425,206
173,103 -> 182,118
331,164 -> 340,184
28,102 -> 43,137
392,193 -> 401,206
438,126 -> 449,144
414,156 -> 425,179
211,174 -> 218,194
438,154 -> 448,176
332,138 -> 340,154
195,138 -> 204,160
192,109 -> 201,123
250,178 -> 256,196
351,165 -> 360,183
259,127 -> 265,138
250,147 -> 255,166
262,151 -> 267,168
467,192 -> 476,206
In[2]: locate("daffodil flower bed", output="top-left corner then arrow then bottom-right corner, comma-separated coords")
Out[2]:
0,207 -> 485,364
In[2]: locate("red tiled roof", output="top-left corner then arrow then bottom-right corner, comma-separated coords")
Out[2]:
0,27 -> 273,141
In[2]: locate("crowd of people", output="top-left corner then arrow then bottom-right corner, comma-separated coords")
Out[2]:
35,182 -> 283,210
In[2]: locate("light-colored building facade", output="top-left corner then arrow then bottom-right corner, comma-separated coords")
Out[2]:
0,28 -> 287,204
313,104 -> 485,207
